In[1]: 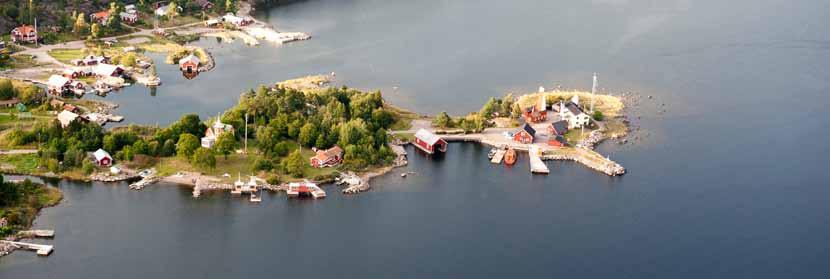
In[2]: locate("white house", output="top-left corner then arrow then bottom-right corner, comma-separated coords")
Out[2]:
155,4 -> 182,17
47,75 -> 72,94
201,115 -> 235,148
558,100 -> 590,129
94,64 -> 125,77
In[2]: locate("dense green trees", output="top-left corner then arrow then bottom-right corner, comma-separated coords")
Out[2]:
225,85 -> 397,172
0,79 -> 14,100
214,132 -> 237,159
192,147 -> 216,170
176,133 -> 200,158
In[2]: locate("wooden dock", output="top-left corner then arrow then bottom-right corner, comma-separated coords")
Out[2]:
528,146 -> 549,174
490,149 -> 506,164
1,240 -> 53,256
287,182 -> 326,199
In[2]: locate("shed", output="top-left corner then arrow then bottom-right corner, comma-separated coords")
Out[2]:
548,120 -> 568,136
414,129 -> 447,154
93,149 -> 113,166
179,54 -> 200,73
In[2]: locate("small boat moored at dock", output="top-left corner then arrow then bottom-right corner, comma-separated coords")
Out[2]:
504,148 -> 517,165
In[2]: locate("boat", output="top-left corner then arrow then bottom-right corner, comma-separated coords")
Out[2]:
488,148 -> 497,159
504,148 -> 517,165
145,75 -> 161,86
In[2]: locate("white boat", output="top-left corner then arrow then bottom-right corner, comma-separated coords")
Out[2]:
250,188 -> 262,203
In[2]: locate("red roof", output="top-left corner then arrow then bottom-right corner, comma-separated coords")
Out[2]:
13,25 -> 36,34
92,10 -> 111,19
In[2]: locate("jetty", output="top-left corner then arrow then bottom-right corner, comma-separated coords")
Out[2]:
17,230 -> 55,238
287,182 -> 326,199
491,149 -> 506,164
528,146 -> 549,174
0,240 -> 54,256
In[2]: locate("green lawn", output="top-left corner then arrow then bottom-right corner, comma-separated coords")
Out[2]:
0,153 -> 40,173
7,54 -> 40,69
48,48 -> 86,64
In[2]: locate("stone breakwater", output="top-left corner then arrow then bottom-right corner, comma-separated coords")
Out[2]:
541,150 -> 626,176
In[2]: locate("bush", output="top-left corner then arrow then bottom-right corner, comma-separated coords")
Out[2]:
266,174 -> 281,185
82,161 -> 94,175
592,111 -> 604,121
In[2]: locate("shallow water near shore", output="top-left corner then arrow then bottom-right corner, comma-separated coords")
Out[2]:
4,0 -> 830,277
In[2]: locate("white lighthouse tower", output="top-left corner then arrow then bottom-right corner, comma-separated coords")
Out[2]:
590,73 -> 598,113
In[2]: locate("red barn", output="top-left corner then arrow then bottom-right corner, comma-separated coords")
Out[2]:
513,124 -> 536,144
414,129 -> 447,154
310,146 -> 344,168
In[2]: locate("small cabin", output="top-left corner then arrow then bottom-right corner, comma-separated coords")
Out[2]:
310,146 -> 344,168
414,129 -> 447,154
93,149 -> 113,166
90,10 -> 111,25
47,75 -> 72,95
513,123 -> 536,144
522,96 -> 547,123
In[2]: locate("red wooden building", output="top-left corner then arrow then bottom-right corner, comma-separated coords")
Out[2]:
522,96 -> 548,123
548,135 -> 568,147
513,124 -> 536,144
93,149 -> 113,166
414,129 -> 447,154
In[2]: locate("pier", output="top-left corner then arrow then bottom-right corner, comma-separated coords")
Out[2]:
491,149 -> 506,164
287,182 -> 326,199
528,146 -> 550,174
0,240 -> 53,256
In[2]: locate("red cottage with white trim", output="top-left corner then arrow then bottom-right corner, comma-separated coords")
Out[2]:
414,129 -> 447,154
513,123 -> 536,144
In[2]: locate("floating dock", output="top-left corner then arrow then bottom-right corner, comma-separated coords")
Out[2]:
490,149 -> 506,164
528,146 -> 549,174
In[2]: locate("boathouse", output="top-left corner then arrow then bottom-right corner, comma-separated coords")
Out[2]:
11,25 -> 37,44
548,120 -> 568,136
94,64 -> 124,77
414,129 -> 447,154
179,54 -> 200,73
310,146 -> 344,168
93,149 -> 113,166
548,135 -> 568,147
513,123 -> 536,144
47,75 -> 72,95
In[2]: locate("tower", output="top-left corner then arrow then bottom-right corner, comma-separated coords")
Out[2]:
591,73 -> 597,113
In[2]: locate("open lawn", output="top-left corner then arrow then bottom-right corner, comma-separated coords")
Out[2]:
0,153 -> 40,173
7,54 -> 40,69
48,48 -> 86,64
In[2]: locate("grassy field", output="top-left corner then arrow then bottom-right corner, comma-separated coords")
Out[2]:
7,54 -> 40,69
47,48 -> 86,64
159,16 -> 203,28
386,104 -> 420,131
0,153 -> 40,173
518,90 -> 625,118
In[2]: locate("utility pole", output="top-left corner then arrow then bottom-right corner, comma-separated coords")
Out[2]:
244,113 -> 248,155
34,17 -> 38,47
591,72 -> 597,113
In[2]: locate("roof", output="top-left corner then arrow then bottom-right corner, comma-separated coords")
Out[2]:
47,75 -> 70,87
0,98 -> 20,106
120,12 -> 137,18
552,135 -> 568,145
565,102 -> 584,116
415,129 -> 443,145
13,25 -> 36,34
179,54 -> 200,65
518,123 -> 536,136
324,146 -> 343,157
550,120 -> 568,134
93,149 -> 111,161
57,110 -> 79,126
94,64 -> 122,76
92,10 -> 111,19
195,0 -> 214,7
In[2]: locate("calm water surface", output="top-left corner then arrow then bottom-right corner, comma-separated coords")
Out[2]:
2,0 -> 830,277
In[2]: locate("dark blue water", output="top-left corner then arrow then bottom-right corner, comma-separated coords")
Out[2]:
3,0 -> 830,277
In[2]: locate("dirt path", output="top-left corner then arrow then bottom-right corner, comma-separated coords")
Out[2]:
0,149 -> 38,155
